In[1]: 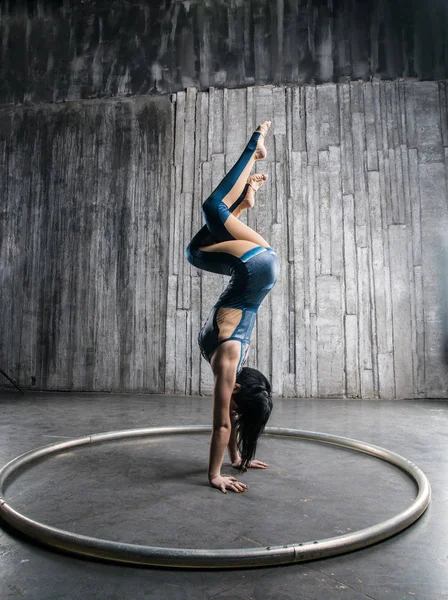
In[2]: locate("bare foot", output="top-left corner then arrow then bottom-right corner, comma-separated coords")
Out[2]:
254,121 -> 271,160
241,173 -> 268,209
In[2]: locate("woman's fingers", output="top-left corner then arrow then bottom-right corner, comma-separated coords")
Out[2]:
230,484 -> 246,492
234,481 -> 248,491
227,478 -> 248,492
213,475 -> 249,493
250,460 -> 268,468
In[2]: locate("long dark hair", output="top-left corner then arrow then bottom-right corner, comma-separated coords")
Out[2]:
232,367 -> 273,470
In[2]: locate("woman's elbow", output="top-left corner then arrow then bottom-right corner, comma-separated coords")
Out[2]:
212,422 -> 231,434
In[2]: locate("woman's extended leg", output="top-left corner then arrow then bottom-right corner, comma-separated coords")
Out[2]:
217,126 -> 269,209
200,122 -> 271,248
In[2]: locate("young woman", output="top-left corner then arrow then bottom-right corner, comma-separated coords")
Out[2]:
185,121 -> 280,494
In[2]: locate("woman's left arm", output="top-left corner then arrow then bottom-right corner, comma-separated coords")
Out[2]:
228,411 -> 240,466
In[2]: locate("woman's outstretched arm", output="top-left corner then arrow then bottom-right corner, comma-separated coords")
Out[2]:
209,359 -> 248,494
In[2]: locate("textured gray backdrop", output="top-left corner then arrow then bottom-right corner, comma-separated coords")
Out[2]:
1,81 -> 448,398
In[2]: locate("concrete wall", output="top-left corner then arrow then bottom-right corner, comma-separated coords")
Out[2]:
2,81 -> 448,398
0,95 -> 172,392
1,0 -> 447,104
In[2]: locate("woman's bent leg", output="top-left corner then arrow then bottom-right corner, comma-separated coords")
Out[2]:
201,129 -> 270,248
187,183 -> 252,251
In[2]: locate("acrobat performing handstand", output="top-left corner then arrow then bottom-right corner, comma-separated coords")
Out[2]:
185,121 -> 280,494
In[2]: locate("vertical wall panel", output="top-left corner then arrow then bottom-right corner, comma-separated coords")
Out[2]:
291,151 -> 306,398
339,84 -> 354,196
318,150 -> 331,275
389,225 -> 414,398
316,84 -> 339,150
345,314 -> 360,397
270,223 -> 286,396
317,275 -> 344,396
364,83 -> 379,172
329,146 -> 344,277
419,163 -> 448,396
343,194 -> 358,315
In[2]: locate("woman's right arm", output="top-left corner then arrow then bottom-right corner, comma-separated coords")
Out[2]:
208,361 -> 248,494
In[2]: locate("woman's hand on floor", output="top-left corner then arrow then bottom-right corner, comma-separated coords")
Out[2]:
231,458 -> 268,470
209,475 -> 248,494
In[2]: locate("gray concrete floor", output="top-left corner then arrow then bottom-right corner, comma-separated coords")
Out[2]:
0,392 -> 447,600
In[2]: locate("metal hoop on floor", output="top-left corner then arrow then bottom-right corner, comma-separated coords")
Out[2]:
0,426 -> 431,569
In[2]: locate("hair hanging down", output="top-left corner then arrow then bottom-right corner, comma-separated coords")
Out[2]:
232,367 -> 273,470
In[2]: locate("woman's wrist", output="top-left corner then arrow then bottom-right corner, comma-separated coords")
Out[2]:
208,471 -> 221,483
230,451 -> 240,464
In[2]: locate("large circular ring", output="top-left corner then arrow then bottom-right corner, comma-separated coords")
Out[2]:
0,426 -> 431,569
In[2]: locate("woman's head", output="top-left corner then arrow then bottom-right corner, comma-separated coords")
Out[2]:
232,367 -> 273,470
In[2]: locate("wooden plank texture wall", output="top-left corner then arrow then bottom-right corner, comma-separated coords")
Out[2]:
1,82 -> 448,397
0,96 -> 171,392
170,82 -> 448,399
